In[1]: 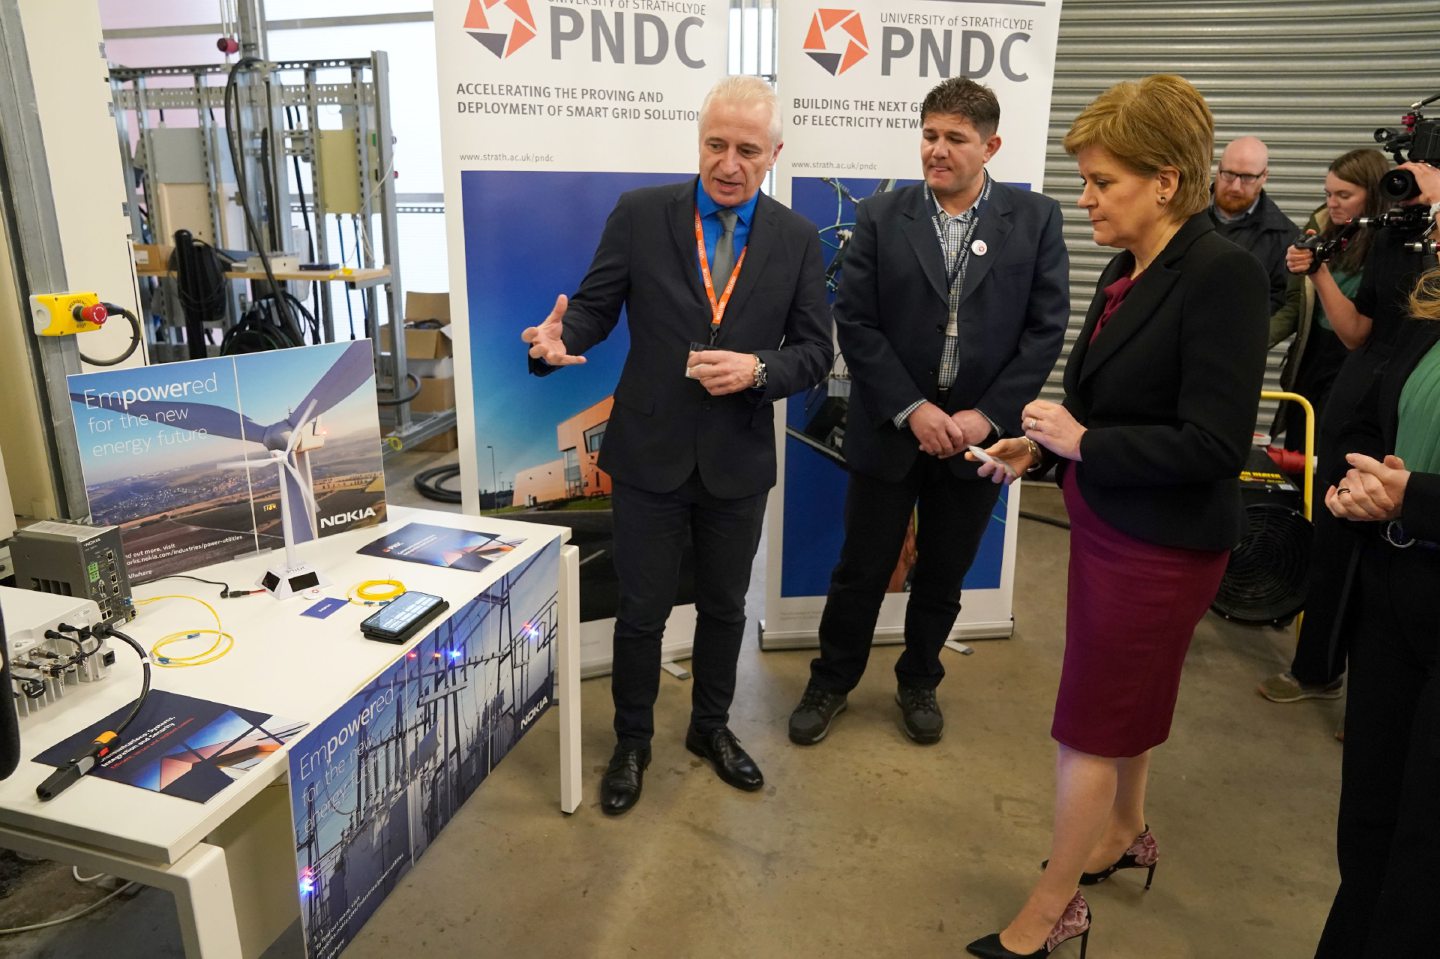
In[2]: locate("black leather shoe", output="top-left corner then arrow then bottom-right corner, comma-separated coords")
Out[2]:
896,684 -> 944,744
685,726 -> 764,791
788,682 -> 848,745
600,744 -> 650,815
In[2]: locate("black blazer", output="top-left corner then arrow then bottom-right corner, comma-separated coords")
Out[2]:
1061,212 -> 1269,551
835,181 -> 1070,483
534,179 -> 832,499
1333,318 -> 1440,542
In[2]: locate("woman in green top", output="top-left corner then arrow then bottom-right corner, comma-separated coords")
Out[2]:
1269,148 -> 1388,453
1314,178 -> 1440,956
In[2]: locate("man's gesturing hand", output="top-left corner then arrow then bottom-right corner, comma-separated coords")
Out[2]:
522,294 -> 586,366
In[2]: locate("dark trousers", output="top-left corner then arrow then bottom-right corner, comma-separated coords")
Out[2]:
609,473 -> 768,748
1292,343 -> 1391,684
1315,535 -> 1440,958
809,456 -> 1000,693
1288,504 -> 1358,685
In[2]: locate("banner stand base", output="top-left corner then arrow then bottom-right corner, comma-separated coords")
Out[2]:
758,619 -> 1014,651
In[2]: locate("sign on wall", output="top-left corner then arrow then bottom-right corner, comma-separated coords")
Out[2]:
434,0 -> 728,673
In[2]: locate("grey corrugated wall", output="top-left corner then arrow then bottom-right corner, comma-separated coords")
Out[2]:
1042,0 -> 1440,429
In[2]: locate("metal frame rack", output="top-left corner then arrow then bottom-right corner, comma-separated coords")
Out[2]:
109,52 -> 452,453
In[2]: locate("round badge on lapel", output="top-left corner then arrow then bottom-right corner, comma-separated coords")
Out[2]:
971,239 -> 987,256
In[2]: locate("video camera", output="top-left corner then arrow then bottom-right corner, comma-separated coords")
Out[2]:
1374,93 -> 1440,201
1293,222 -> 1357,274
1292,205 -> 1434,274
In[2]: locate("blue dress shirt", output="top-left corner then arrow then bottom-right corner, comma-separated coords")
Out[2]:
695,179 -> 758,281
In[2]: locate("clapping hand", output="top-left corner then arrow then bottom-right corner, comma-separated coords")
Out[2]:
1325,453 -> 1410,522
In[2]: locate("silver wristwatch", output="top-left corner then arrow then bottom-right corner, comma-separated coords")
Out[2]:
752,355 -> 768,389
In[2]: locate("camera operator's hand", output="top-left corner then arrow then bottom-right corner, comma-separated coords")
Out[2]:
1397,162 -> 1440,207
1286,232 -> 1318,276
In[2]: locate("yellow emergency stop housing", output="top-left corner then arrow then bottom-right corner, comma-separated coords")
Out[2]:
30,291 -> 104,336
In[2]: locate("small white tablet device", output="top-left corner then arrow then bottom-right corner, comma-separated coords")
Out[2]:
967,445 -> 1016,477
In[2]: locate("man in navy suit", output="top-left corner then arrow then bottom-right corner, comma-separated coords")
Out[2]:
523,76 -> 832,814
788,77 -> 1069,746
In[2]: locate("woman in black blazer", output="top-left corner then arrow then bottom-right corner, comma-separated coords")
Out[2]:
966,75 -> 1268,959
1314,199 -> 1440,957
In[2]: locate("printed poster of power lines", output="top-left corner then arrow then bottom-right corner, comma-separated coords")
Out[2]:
287,540 -> 560,959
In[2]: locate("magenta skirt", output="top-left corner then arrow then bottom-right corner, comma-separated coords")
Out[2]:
1052,477 -> 1231,758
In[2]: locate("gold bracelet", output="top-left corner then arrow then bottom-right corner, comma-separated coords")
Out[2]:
1024,437 -> 1044,474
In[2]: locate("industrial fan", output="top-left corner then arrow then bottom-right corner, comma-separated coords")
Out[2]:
1212,446 -> 1312,625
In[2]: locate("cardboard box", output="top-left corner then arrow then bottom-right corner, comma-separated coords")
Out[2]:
413,427 -> 458,453
408,375 -> 457,450
405,291 -> 450,324
409,357 -> 454,379
131,242 -> 175,270
377,291 -> 454,359
380,322 -> 453,360
409,376 -> 455,414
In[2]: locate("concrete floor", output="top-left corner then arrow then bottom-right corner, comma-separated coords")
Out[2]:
0,456 -> 1344,958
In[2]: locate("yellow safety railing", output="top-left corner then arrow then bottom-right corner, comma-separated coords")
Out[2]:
1260,390 -> 1316,522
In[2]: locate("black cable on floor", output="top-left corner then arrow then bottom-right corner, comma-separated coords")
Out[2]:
414,464 -> 462,503
1019,510 -> 1071,531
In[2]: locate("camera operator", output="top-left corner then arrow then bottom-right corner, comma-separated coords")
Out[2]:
1262,158 -> 1440,706
1257,150 -> 1387,707
1394,159 -> 1440,235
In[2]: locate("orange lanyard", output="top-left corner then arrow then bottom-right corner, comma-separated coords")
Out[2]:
694,208 -> 748,333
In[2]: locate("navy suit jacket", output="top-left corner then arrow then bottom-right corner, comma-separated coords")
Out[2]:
1060,212 -> 1270,551
834,180 -> 1069,483
533,179 -> 833,499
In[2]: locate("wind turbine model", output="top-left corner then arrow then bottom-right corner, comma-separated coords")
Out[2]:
220,398 -> 327,598
71,341 -> 376,598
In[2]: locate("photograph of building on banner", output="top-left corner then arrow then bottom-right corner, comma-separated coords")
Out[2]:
459,169 -> 700,623
288,540 -> 559,959
781,176 -> 1011,601
67,340 -> 386,583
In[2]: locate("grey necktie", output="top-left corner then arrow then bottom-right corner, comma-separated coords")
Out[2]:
712,209 -> 738,288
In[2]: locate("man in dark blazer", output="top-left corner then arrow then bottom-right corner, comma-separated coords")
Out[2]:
523,76 -> 832,814
788,78 -> 1068,746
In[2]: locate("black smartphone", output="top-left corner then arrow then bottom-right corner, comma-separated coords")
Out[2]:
359,591 -> 449,643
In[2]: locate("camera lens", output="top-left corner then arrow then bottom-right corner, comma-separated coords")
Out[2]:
1379,168 -> 1421,202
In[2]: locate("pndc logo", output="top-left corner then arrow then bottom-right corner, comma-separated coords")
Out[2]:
463,0 -> 537,59
803,9 -> 869,76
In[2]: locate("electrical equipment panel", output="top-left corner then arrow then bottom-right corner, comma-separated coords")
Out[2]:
0,587 -> 112,718
10,522 -> 135,624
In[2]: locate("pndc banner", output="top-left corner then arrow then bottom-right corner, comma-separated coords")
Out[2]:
433,0 -> 726,674
765,1 -> 1064,647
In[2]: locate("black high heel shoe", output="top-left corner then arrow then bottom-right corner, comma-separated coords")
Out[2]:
1041,827 -> 1159,889
965,892 -> 1091,958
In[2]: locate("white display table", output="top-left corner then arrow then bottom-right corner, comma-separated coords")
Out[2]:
0,505 -> 578,958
